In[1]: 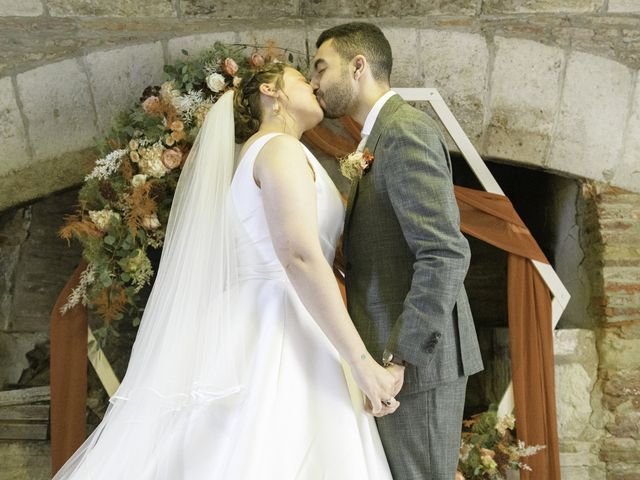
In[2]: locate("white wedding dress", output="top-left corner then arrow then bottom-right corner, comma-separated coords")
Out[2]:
53,132 -> 391,479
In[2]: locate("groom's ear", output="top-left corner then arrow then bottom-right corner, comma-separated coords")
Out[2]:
352,55 -> 367,80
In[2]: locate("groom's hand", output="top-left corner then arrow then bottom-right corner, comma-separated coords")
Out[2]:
386,364 -> 405,397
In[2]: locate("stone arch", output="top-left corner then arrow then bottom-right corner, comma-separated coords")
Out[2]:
0,26 -> 638,213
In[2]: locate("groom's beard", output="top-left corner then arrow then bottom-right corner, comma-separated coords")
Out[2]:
317,70 -> 356,119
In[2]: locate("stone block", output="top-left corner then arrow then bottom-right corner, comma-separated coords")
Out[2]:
48,0 -> 176,17
167,32 -> 238,64
384,28 -> 418,88
0,149 -> 94,213
613,74 -> 640,193
607,411 -> 640,439
559,441 -> 606,474
609,0 -> 640,13
558,465 -> 606,480
0,0 -> 43,16
0,332 -> 48,390
601,437 -> 640,463
556,363 -> 597,439
599,332 -> 640,368
85,43 -> 165,135
419,30 -> 489,146
0,77 -> 30,177
548,52 -> 632,183
607,462 -> 640,479
554,329 -> 598,365
0,440 -> 50,480
486,37 -> 564,167
183,0 -> 297,17
603,369 -> 640,400
301,0 -> 476,16
482,0 -> 600,13
16,59 -> 97,162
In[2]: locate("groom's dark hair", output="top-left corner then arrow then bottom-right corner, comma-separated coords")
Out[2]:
316,22 -> 392,85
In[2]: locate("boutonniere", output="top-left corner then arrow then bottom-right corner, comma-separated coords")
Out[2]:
339,148 -> 374,181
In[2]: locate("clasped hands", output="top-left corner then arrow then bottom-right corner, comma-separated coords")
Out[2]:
364,364 -> 405,417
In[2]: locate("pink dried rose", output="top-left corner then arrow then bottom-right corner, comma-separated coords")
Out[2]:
250,53 -> 265,68
222,57 -> 239,76
161,147 -> 182,170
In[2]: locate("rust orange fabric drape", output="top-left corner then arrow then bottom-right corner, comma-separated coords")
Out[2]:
50,121 -> 561,480
50,260 -> 88,475
456,186 -> 561,480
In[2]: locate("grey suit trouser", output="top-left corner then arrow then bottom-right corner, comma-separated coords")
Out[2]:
375,376 -> 468,480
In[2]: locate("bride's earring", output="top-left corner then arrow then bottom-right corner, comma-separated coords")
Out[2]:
273,100 -> 280,115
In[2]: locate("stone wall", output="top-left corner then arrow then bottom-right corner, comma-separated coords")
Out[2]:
0,1 -> 639,211
586,185 -> 640,480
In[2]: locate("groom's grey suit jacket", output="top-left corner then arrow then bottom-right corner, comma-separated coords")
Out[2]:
344,94 -> 483,395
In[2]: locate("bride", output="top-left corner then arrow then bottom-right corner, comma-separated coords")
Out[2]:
52,61 -> 398,479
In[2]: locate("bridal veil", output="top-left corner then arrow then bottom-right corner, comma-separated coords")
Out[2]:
53,90 -> 249,478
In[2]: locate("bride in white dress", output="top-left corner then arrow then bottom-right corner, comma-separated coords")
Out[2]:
53,62 -> 397,479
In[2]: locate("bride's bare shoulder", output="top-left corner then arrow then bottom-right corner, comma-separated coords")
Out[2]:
256,133 -> 306,166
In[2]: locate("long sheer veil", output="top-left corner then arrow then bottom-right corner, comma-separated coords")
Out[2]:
53,90 -> 248,478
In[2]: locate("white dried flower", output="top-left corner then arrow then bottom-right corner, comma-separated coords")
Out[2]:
175,90 -> 206,125
496,413 -> 515,436
138,142 -> 169,178
131,174 -> 147,188
60,263 -> 96,315
206,72 -> 226,93
89,209 -> 121,232
86,149 -> 128,181
141,214 -> 161,230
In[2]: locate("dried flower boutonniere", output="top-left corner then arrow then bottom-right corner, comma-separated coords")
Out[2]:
339,148 -> 374,181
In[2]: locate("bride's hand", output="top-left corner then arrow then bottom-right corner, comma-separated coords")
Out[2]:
349,355 -> 400,416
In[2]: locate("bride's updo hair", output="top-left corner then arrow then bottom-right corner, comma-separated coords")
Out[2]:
234,62 -> 287,143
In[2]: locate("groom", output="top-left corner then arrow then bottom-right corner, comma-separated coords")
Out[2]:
311,23 -> 483,479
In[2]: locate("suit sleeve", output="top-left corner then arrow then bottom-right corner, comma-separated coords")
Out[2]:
380,114 -> 470,368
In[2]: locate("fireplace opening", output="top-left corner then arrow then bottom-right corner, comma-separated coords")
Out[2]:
450,153 -> 591,415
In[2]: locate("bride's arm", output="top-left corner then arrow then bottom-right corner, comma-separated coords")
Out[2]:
254,135 -> 398,415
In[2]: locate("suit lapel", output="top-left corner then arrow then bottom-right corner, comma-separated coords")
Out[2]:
343,177 -> 360,236
343,94 -> 405,241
